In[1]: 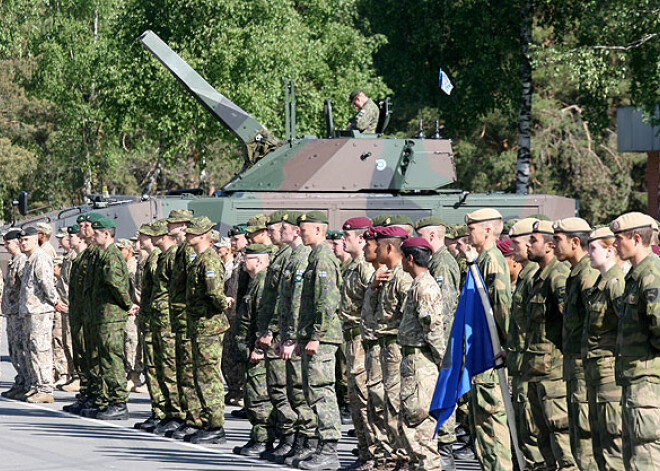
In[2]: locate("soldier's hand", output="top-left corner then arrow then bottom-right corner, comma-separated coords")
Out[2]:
128,304 -> 140,316
226,297 -> 235,309
282,343 -> 296,360
250,349 -> 264,364
494,350 -> 507,366
257,332 -> 273,348
54,301 -> 64,313
464,245 -> 478,262
305,340 -> 320,356
372,269 -> 390,289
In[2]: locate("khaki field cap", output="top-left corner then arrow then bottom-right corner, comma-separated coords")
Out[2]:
509,218 -> 538,238
553,217 -> 591,234
610,212 -> 654,234
588,227 -> 615,242
465,208 -> 503,225
55,227 -> 68,238
454,224 -> 469,238
186,216 -> 214,235
414,216 -> 447,232
138,222 -> 155,236
36,223 -> 52,235
532,220 -> 555,235
215,237 -> 231,248
167,209 -> 194,223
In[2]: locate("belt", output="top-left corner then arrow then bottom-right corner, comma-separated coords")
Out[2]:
402,345 -> 432,357
343,326 -> 361,342
363,339 -> 379,350
378,335 -> 398,347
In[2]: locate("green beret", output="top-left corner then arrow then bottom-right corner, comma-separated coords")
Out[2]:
228,224 -> 248,236
281,211 -> 303,226
298,211 -> 328,225
382,214 -> 414,227
267,210 -> 289,225
349,88 -> 362,102
185,216 -> 214,235
371,214 -> 390,227
503,218 -> 520,235
77,212 -> 104,224
326,230 -> 344,240
167,209 -> 194,223
415,216 -> 447,231
150,219 -> 169,237
67,224 -> 80,235
244,243 -> 273,254
91,217 -> 116,230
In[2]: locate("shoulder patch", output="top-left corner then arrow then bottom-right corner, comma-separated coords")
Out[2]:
646,288 -> 658,303
189,253 -> 197,261
206,270 -> 216,278
319,271 -> 327,277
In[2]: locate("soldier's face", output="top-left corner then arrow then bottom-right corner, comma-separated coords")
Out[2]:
614,233 -> 635,261
588,240 -> 610,270
79,222 -> 93,239
511,235 -> 530,263
376,240 -> 389,264
467,223 -> 486,248
5,238 -> 20,254
527,233 -> 550,261
342,230 -> 362,255
280,223 -> 297,244
445,238 -> 458,256
230,234 -> 248,252
363,239 -> 378,262
553,233 -> 572,261
299,223 -> 323,246
19,235 -> 38,253
456,237 -> 469,255
59,236 -> 70,251
267,223 -> 283,245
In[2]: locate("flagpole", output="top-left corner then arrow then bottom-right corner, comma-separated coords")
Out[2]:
468,262 -> 526,471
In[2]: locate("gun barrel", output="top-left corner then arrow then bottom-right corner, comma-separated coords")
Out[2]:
139,30 -> 264,146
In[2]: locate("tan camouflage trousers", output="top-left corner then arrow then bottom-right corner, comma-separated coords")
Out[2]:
379,339 -> 406,460
302,343 -> 342,441
364,341 -> 391,460
6,314 -> 29,387
345,335 -> 371,461
586,379 -> 623,471
468,369 -> 512,471
399,350 -> 441,471
287,356 -> 316,437
53,311 -> 74,380
124,314 -> 143,375
621,381 -> 660,471
511,374 -> 553,470
25,312 -> 55,394
528,378 -> 578,470
565,357 -> 596,471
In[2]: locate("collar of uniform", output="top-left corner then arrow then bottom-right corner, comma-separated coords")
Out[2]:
476,243 -> 497,265
518,261 -> 539,281
538,256 -> 561,281
628,252 -> 657,281
569,254 -> 592,277
596,263 -> 623,291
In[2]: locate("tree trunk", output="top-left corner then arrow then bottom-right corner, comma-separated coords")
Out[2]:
516,0 -> 532,194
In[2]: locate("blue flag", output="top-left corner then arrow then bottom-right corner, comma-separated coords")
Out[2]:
438,68 -> 454,95
429,265 -> 495,431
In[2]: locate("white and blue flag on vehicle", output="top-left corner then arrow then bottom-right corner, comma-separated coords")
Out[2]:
438,68 -> 454,95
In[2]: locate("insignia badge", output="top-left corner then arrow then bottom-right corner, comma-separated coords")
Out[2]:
189,253 -> 197,261
206,270 -> 216,278
553,221 -> 559,229
282,214 -> 288,221
385,218 -> 391,225
612,221 -> 619,230
300,214 -> 307,221
376,159 -> 387,171
319,271 -> 327,277
345,224 -> 351,229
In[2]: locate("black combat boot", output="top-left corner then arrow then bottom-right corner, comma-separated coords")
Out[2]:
153,418 -> 184,436
239,440 -> 272,457
96,402 -> 129,420
135,414 -> 162,432
230,407 -> 248,419
169,424 -> 199,440
298,440 -> 340,470
186,426 -> 226,444
262,433 -> 295,461
438,443 -> 457,471
286,437 -> 318,467
277,433 -> 305,464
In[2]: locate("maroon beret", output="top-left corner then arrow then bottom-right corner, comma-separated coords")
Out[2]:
343,217 -> 372,231
401,237 -> 433,252
496,239 -> 514,257
653,245 -> 660,256
363,227 -> 377,240
374,226 -> 408,239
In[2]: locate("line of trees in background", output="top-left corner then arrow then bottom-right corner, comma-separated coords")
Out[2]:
0,0 -> 658,224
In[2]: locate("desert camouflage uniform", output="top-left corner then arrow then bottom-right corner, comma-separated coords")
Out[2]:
524,257 -> 577,470
298,241 -> 343,441
583,264 -> 624,471
277,243 -> 314,437
3,253 -> 28,388
186,247 -> 229,428
398,270 -> 450,471
53,250 -> 75,380
615,253 -> 660,471
361,268 -> 391,462
563,255 -> 599,471
20,249 -> 58,394
40,240 -> 57,260
340,253 -> 374,461
170,242 -> 203,427
350,98 -> 379,133
151,244 -> 184,419
375,262 -> 413,461
236,268 -> 272,443
123,255 -> 143,378
470,245 -> 512,471
140,248 -> 166,418
222,253 -> 246,403
91,243 -> 132,406
508,261 -> 553,469
257,245 -> 293,436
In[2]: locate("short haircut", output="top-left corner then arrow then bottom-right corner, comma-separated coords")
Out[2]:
566,232 -> 589,249
378,237 -> 403,252
402,246 -> 431,268
106,228 -> 116,238
622,227 -> 653,246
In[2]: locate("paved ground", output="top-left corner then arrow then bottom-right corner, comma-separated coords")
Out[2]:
0,329 -> 480,470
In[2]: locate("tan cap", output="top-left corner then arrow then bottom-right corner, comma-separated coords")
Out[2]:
116,238 -> 134,250
210,229 -> 220,243
532,220 -> 554,235
553,217 -> 591,234
55,227 -> 69,239
465,208 -> 502,225
509,218 -> 538,238
53,255 -> 64,265
214,236 -> 231,248
589,227 -> 615,242
610,212 -> 654,234
36,223 -> 52,235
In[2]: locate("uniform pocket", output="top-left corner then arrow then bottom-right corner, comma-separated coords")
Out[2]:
604,401 -> 622,437
400,356 -> 425,426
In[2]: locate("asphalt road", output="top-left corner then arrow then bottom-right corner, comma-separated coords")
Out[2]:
0,327 -> 480,471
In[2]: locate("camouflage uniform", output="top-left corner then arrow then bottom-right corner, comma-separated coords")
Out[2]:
20,249 -> 58,394
186,247 -> 229,428
222,253 -> 246,403
277,243 -> 314,437
53,250 -> 75,380
40,240 -> 57,260
81,245 -> 101,400
524,257 -> 577,470
69,246 -> 95,397
563,255 -> 599,471
152,244 -> 184,419
583,264 -> 624,471
91,243 -> 132,406
236,268 -> 273,443
470,245 -> 512,471
398,270 -> 450,471
350,98 -> 379,133
340,253 -> 374,461
170,242 -> 203,427
3,253 -> 28,389
257,245 -> 293,436
508,261 -> 553,469
298,241 -> 343,441
140,248 -> 167,418
375,262 -> 413,461
362,269 -> 391,462
615,254 -> 660,470
124,255 -> 143,380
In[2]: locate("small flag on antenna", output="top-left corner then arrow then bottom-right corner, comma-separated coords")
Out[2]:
439,68 -> 454,95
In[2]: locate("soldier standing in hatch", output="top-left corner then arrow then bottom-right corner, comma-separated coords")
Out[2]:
184,216 -> 230,445
464,208 -> 512,471
347,89 -> 379,134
